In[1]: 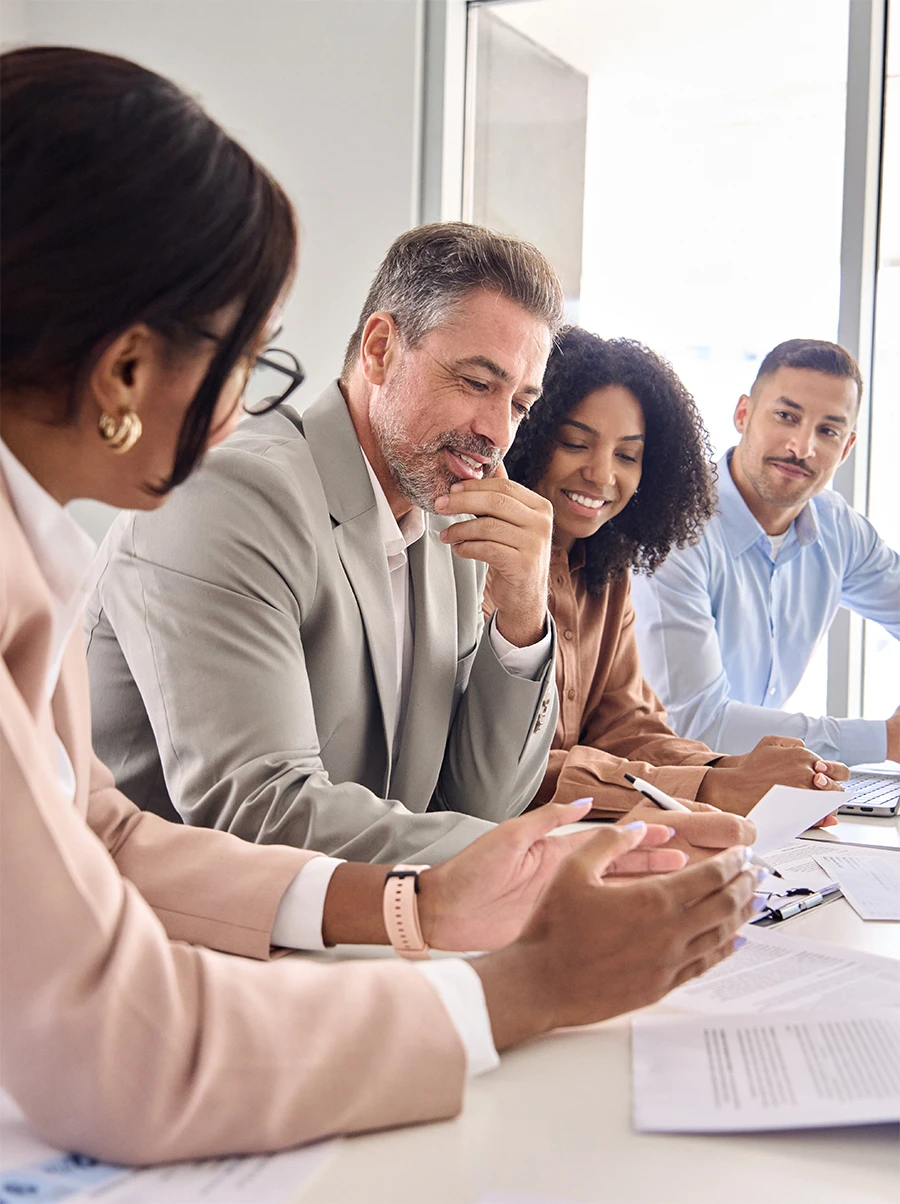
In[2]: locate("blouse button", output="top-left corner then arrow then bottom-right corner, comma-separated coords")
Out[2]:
567,688 -> 576,700
564,630 -> 574,641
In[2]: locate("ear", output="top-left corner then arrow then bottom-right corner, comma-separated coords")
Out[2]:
838,428 -> 856,466
733,393 -> 752,435
359,312 -> 400,386
88,323 -> 159,423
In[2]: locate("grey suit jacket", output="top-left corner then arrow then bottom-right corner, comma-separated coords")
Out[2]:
85,383 -> 558,864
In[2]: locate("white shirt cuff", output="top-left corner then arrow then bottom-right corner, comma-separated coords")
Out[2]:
488,612 -> 552,680
270,857 -> 346,951
415,958 -> 500,1078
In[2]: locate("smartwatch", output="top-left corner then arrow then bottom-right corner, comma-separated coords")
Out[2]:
383,864 -> 431,959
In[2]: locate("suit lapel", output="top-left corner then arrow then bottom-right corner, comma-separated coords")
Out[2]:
300,385 -> 398,766
391,520 -> 457,803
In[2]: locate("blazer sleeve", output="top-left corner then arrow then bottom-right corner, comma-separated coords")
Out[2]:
85,753 -> 316,958
0,663 -> 466,1165
433,607 -> 559,822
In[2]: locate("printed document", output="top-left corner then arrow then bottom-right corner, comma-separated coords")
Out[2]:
632,1011 -> 900,1132
757,838 -> 834,890
666,928 -> 900,1014
812,850 -> 900,921
0,1090 -> 336,1204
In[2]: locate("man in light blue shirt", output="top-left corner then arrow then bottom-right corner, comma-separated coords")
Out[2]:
632,338 -> 900,766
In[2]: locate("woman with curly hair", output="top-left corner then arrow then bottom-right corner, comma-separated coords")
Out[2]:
492,327 -> 843,816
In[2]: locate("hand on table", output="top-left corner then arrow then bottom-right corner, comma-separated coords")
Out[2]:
473,825 -> 758,1049
435,461 -> 552,648
699,734 -> 847,825
420,800 -> 684,952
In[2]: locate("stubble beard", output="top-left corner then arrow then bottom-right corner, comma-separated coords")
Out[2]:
371,377 -> 502,512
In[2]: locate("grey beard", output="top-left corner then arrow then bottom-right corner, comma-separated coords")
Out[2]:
375,416 -> 501,512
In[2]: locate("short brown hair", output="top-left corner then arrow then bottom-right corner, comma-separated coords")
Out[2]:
342,221 -> 564,380
752,338 -> 863,405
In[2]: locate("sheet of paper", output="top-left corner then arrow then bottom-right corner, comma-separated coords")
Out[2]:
0,1092 -> 337,1204
813,850 -> 900,921
757,838 -> 835,890
747,785 -> 842,855
632,1011 -> 900,1132
666,928 -> 900,1014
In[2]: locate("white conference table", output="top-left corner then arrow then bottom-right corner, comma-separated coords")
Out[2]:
296,813 -> 900,1204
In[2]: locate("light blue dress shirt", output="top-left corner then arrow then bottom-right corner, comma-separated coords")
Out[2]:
631,450 -> 900,764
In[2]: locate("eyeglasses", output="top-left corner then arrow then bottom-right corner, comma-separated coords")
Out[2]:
243,348 -> 305,415
175,321 -> 305,416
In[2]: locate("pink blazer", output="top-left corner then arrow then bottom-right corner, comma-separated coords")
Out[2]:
0,485 -> 464,1164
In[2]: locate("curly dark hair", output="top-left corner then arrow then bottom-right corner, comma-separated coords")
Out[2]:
505,327 -> 716,593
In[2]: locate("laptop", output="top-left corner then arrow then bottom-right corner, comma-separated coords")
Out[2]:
837,764 -> 900,817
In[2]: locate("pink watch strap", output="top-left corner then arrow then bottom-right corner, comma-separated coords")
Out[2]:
383,864 -> 431,960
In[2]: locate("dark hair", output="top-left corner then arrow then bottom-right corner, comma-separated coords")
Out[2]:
342,221 -> 564,380
751,338 -> 863,403
1,46 -> 297,492
505,328 -> 716,593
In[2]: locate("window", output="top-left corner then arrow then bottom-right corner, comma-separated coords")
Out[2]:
464,0 -> 896,730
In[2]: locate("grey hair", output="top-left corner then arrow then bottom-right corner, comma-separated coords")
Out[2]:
342,221 -> 565,380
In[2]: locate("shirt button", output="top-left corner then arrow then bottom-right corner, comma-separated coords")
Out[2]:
769,687 -> 776,695
564,630 -> 574,641
567,688 -> 576,700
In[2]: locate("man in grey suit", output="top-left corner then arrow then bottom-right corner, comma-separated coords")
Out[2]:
85,223 -> 562,864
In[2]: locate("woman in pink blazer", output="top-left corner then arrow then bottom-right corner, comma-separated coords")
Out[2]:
0,46 -> 757,1164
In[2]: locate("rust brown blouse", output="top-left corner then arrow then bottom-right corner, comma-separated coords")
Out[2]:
486,543 -> 719,813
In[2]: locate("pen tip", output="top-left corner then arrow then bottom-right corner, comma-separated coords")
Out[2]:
624,773 -> 636,784
773,869 -> 784,879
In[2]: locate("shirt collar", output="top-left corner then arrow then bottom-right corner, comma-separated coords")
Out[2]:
550,540 -> 586,573
716,448 -> 819,556
0,439 -> 97,610
361,452 -> 425,560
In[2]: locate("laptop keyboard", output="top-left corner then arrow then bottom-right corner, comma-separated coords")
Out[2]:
841,774 -> 900,811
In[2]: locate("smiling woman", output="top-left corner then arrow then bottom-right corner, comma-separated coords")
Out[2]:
505,326 -> 715,591
492,326 -> 843,819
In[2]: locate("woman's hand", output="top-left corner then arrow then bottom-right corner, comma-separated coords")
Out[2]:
473,824 -> 758,1049
700,735 -> 847,825
613,798 -> 757,863
419,800 -> 685,952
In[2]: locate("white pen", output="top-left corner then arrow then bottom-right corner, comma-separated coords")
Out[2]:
623,773 -> 783,880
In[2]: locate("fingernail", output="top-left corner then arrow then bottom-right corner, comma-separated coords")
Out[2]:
449,482 -> 465,492
742,846 -> 755,865
571,797 -> 593,807
435,495 -> 448,510
666,826 -> 676,838
733,936 -> 749,950
815,774 -> 828,787
755,867 -> 767,884
622,821 -> 645,831
752,897 -> 767,913
814,760 -> 827,772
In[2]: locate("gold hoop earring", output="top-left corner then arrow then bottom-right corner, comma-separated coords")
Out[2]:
98,410 -> 142,454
